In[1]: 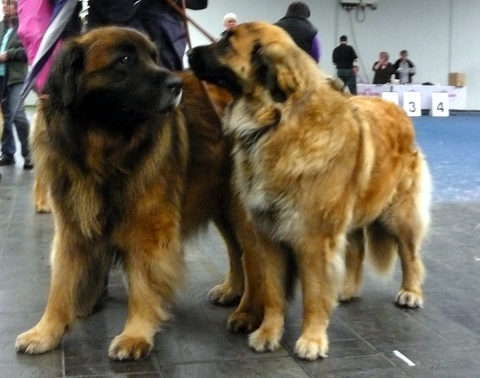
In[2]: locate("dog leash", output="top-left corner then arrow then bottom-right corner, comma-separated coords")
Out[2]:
164,0 -> 216,43
79,0 -> 89,33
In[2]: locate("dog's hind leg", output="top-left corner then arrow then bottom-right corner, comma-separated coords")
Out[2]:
75,244 -> 114,318
227,213 -> 267,334
339,228 -> 365,302
383,154 -> 431,308
15,227 -> 90,354
33,177 -> 51,213
208,200 -> 245,306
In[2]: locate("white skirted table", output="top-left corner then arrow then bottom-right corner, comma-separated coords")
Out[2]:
357,84 -> 467,110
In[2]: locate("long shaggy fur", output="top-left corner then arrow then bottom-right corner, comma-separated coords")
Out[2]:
16,27 -> 246,361
188,22 -> 431,360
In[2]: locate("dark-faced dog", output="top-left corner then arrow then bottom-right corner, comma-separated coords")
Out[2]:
15,26 -> 254,360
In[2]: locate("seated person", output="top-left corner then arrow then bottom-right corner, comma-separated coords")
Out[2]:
394,49 -> 416,84
353,65 -> 368,84
372,51 -> 395,84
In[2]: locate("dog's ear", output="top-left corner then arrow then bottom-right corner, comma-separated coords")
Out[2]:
251,41 -> 299,103
45,42 -> 85,107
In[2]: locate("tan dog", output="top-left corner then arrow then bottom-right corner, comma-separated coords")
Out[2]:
188,22 -> 431,360
15,26 -> 250,360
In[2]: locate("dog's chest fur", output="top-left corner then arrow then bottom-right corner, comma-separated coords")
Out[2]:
227,102 -> 300,242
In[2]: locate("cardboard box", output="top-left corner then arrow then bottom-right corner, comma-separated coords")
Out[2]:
448,72 -> 466,87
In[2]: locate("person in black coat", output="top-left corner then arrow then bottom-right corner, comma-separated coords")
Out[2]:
88,0 -> 208,71
275,2 -> 321,63
393,49 -> 416,84
372,51 -> 395,84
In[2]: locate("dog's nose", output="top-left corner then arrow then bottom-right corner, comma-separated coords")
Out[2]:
165,76 -> 183,97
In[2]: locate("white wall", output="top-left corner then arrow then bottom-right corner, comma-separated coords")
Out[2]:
187,0 -> 479,110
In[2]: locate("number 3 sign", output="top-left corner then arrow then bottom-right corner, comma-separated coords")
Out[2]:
403,92 -> 421,117
431,92 -> 449,117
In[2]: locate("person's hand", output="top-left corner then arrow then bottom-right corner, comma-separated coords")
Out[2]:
0,52 -> 7,62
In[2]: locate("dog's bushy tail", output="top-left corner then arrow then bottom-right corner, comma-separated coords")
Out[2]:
365,221 -> 398,276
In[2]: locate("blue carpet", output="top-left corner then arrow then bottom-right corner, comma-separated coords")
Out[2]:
413,113 -> 480,202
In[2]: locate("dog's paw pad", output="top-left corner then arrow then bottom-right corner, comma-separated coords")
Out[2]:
108,335 -> 152,361
395,290 -> 423,308
15,329 -> 59,355
248,328 -> 282,352
294,336 -> 328,361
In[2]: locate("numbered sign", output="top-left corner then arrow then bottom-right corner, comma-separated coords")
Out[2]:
382,91 -> 399,105
431,92 -> 449,117
403,91 -> 421,117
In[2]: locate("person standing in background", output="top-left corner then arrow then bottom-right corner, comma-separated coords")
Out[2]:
372,51 -> 395,84
275,2 -> 321,63
332,35 -> 358,94
394,49 -> 416,84
0,0 -> 33,169
88,0 -> 208,71
220,12 -> 237,38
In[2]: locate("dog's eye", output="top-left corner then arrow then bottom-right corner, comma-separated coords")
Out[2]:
118,55 -> 131,64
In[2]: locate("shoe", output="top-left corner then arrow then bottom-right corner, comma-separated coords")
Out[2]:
23,158 -> 34,170
0,156 -> 15,166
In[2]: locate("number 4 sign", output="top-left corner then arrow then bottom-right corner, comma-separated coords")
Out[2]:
431,92 -> 449,117
403,91 -> 421,117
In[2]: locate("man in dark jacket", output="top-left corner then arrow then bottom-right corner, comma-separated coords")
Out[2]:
332,35 -> 358,95
0,0 -> 32,169
275,2 -> 321,63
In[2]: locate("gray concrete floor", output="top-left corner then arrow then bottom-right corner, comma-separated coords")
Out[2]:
1,114 -> 479,377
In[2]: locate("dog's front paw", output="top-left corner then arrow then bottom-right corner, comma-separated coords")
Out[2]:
15,327 -> 61,354
294,335 -> 328,360
208,282 -> 242,306
248,326 -> 283,352
108,335 -> 153,360
395,289 -> 423,308
227,309 -> 262,333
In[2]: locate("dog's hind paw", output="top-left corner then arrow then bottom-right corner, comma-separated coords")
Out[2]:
208,282 -> 242,306
108,335 -> 152,360
248,327 -> 282,353
294,335 -> 328,361
15,328 -> 60,355
395,289 -> 424,308
338,290 -> 360,303
35,204 -> 52,214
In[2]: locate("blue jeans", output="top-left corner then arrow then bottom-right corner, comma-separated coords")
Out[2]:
1,82 -> 31,160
